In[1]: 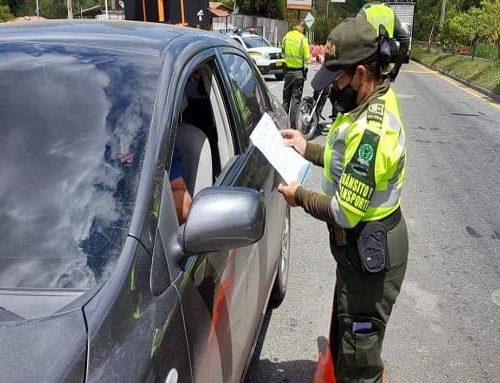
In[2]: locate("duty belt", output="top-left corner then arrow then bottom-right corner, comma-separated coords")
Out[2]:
346,207 -> 401,243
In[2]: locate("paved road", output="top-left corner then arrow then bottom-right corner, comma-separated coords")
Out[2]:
245,61 -> 500,382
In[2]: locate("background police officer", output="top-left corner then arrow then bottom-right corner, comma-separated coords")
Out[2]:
282,21 -> 310,127
278,17 -> 408,383
358,0 -> 410,81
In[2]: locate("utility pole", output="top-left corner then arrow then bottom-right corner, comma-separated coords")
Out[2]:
67,0 -> 73,19
439,0 -> 446,30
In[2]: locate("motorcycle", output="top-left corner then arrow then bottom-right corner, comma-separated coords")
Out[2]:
295,85 -> 338,140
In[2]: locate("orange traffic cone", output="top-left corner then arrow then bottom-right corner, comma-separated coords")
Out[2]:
312,337 -> 336,383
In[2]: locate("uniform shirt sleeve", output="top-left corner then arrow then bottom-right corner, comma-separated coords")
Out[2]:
304,142 -> 324,167
169,147 -> 183,181
295,186 -> 335,224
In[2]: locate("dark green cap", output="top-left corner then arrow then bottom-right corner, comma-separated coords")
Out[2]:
312,17 -> 379,91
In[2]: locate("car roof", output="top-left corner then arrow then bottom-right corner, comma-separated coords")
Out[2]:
0,19 -> 238,57
229,32 -> 263,38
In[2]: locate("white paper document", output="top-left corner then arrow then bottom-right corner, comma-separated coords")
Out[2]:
250,113 -> 310,185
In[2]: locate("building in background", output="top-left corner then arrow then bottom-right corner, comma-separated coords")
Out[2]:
123,0 -> 209,27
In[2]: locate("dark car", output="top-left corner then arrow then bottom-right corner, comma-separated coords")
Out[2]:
0,20 -> 291,382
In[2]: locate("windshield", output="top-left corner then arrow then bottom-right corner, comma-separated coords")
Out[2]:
0,42 -> 159,289
243,36 -> 270,48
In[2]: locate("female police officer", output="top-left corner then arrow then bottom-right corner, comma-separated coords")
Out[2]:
278,17 -> 408,383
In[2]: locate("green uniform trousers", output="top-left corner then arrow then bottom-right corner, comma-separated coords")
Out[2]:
282,69 -> 304,128
329,213 -> 408,383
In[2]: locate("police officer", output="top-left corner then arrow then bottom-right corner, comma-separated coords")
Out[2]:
282,21 -> 310,126
358,0 -> 409,81
278,17 -> 408,383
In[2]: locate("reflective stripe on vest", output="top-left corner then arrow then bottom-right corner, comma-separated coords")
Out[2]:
322,88 -> 405,228
364,4 -> 395,38
282,30 -> 308,69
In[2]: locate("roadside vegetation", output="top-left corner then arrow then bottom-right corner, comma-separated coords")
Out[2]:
411,0 -> 499,96
412,43 -> 500,95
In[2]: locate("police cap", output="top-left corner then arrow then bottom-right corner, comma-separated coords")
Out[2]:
312,17 -> 379,91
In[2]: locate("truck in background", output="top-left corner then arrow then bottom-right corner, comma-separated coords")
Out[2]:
387,0 -> 415,63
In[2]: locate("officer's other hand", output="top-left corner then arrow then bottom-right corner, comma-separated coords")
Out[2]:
277,181 -> 299,207
303,67 -> 308,79
281,129 -> 307,156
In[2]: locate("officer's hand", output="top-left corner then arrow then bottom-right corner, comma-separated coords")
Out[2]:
277,182 -> 299,207
302,67 -> 308,79
281,129 -> 307,156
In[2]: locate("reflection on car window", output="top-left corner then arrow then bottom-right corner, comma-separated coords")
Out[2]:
221,54 -> 266,143
0,43 -> 159,289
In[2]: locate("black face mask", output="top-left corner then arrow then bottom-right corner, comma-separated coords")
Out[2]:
331,85 -> 358,114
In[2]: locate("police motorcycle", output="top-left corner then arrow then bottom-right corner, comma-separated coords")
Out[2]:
294,87 -> 328,141
294,83 -> 343,141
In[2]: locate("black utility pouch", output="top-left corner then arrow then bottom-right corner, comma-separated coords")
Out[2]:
356,222 -> 390,274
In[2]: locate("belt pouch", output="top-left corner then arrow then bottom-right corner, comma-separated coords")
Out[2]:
356,221 -> 390,274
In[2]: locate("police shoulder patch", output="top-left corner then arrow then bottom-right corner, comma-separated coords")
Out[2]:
367,98 -> 385,125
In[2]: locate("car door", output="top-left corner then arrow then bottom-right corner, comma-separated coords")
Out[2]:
216,48 -> 287,309
155,49 -> 263,383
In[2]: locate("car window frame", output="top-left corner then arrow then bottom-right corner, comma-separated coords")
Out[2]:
215,47 -> 272,149
154,47 -> 252,279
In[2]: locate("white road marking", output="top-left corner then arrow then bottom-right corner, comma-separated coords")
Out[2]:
492,290 -> 500,308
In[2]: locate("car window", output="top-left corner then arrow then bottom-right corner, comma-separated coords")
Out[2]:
242,36 -> 270,48
221,53 -> 268,145
166,60 -> 237,207
0,43 -> 159,289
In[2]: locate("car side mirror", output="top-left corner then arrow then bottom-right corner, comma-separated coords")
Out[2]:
177,186 -> 265,260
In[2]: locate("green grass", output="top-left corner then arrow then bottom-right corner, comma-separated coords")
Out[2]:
411,44 -> 500,96
474,43 -> 498,60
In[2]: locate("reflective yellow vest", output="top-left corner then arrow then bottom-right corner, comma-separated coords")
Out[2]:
322,88 -> 406,228
362,3 -> 395,38
282,30 -> 310,69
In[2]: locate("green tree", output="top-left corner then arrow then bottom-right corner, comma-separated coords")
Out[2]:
235,0 -> 284,18
444,7 -> 484,58
0,0 -> 14,21
480,0 -> 500,60
414,0 -> 440,40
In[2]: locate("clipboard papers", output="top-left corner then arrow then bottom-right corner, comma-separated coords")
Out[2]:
250,113 -> 311,185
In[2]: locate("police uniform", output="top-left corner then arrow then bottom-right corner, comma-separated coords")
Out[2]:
293,18 -> 408,383
282,25 -> 310,125
358,1 -> 410,80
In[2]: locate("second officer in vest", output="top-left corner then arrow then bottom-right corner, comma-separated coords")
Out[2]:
278,17 -> 408,383
282,21 -> 310,127
358,0 -> 410,80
